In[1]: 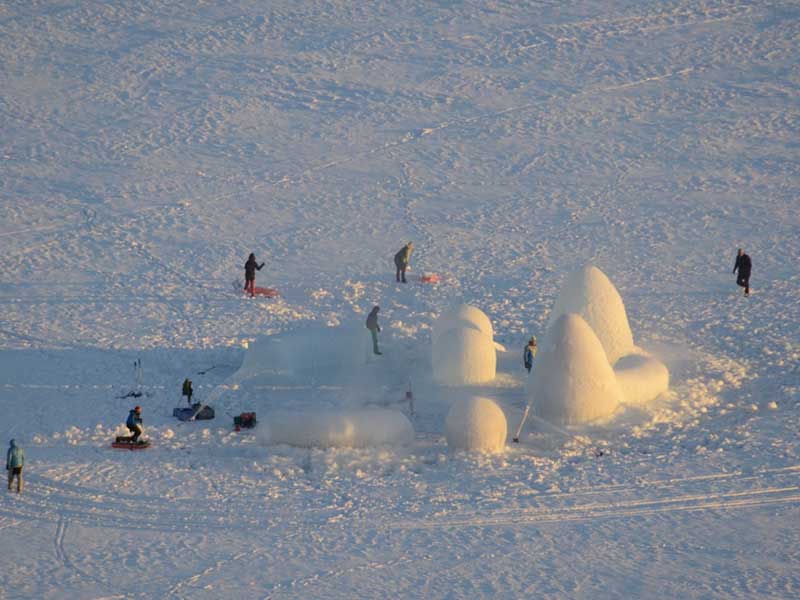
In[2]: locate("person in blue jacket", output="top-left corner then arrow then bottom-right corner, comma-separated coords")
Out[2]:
523,336 -> 537,374
126,406 -> 143,442
6,439 -> 24,494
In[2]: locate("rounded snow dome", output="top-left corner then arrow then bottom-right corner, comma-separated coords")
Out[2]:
445,396 -> 507,453
547,265 -> 634,365
531,313 -> 623,424
432,327 -> 497,385
613,353 -> 669,405
432,304 -> 494,345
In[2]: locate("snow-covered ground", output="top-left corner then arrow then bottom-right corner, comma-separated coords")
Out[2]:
1,0 -> 799,597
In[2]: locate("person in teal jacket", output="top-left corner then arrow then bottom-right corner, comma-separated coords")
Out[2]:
6,439 -> 24,494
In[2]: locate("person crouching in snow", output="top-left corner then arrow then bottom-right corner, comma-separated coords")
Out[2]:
6,439 -> 24,494
394,242 -> 413,283
524,336 -> 537,374
366,306 -> 382,355
126,406 -> 143,442
244,253 -> 265,297
733,248 -> 752,296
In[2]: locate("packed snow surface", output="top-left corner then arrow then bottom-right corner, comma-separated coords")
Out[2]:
1,0 -> 799,597
445,396 -> 508,453
531,314 -> 624,424
614,353 -> 671,406
547,266 -> 634,365
432,304 -> 495,344
260,409 -> 413,448
432,327 -> 497,386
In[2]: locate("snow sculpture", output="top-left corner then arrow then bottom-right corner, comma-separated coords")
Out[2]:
433,327 -> 496,385
530,314 -> 623,424
613,353 -> 670,405
547,266 -> 634,365
432,304 -> 494,345
235,321 -> 370,380
445,396 -> 507,453
260,409 -> 414,448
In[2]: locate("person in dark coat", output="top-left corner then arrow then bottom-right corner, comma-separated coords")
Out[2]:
394,242 -> 413,283
244,253 -> 265,297
366,306 -> 382,355
733,248 -> 752,296
182,378 -> 193,405
125,406 -> 143,442
6,439 -> 24,494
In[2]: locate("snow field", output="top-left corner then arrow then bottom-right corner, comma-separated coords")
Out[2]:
445,396 -> 507,453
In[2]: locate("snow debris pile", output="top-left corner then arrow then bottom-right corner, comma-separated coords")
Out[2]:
432,304 -> 496,385
530,314 -> 624,424
547,265 -> 634,365
445,396 -> 507,453
259,408 -> 414,448
531,266 -> 669,423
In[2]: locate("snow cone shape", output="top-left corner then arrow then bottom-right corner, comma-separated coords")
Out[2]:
433,327 -> 497,385
613,354 -> 669,405
531,314 -> 624,424
445,396 -> 507,453
261,409 -> 414,448
432,304 -> 494,344
547,266 -> 634,365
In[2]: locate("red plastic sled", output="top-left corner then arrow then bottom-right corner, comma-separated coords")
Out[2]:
419,273 -> 440,284
246,287 -> 279,298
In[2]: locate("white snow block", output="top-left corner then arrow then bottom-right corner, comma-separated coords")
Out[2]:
614,354 -> 669,405
260,409 -> 414,448
432,327 -> 496,385
445,396 -> 507,453
432,304 -> 494,345
547,265 -> 634,365
531,313 -> 623,424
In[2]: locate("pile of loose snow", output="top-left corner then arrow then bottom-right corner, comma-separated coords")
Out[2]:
530,314 -> 624,424
445,396 -> 507,453
432,305 -> 496,385
547,266 -> 634,365
613,353 -> 670,405
259,408 -> 414,448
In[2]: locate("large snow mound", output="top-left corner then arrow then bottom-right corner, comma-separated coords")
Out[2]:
433,327 -> 496,385
236,321 -> 371,381
531,313 -> 624,424
432,304 -> 494,344
260,408 -> 414,448
547,265 -> 634,365
445,396 -> 507,453
614,354 -> 670,405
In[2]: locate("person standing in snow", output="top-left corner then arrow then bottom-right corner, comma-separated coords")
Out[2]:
182,378 -> 193,405
394,242 -> 413,283
6,439 -> 24,494
733,248 -> 752,296
244,253 -> 265,297
366,306 -> 382,355
125,406 -> 144,442
524,336 -> 537,374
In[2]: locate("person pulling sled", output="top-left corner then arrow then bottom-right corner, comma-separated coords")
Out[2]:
244,253 -> 265,297
394,242 -> 413,283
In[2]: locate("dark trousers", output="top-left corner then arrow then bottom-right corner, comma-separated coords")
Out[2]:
396,264 -> 407,283
7,467 -> 22,493
128,424 -> 143,442
244,278 -> 255,296
736,273 -> 750,294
